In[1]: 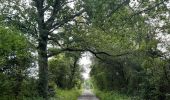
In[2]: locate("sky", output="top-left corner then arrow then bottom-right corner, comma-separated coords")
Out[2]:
78,52 -> 93,80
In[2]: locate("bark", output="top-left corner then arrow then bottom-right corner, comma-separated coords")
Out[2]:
38,32 -> 48,99
69,57 -> 79,89
37,21 -> 48,99
34,0 -> 49,99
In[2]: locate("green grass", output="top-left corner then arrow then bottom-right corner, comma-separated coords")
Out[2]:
54,88 -> 82,100
0,89 -> 81,100
94,90 -> 131,100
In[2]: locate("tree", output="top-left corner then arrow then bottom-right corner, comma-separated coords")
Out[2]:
0,25 -> 33,98
85,0 -> 170,99
48,52 -> 83,89
0,0 -> 85,98
1,0 -> 169,99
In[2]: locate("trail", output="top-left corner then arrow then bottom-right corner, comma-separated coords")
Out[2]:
78,89 -> 99,100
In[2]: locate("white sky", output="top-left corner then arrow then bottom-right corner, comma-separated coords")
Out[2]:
78,52 -> 93,80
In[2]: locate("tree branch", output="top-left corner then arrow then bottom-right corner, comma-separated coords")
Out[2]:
107,0 -> 130,17
130,0 -> 168,18
49,9 -> 85,33
45,0 -> 61,28
48,47 -> 132,59
46,0 -> 75,29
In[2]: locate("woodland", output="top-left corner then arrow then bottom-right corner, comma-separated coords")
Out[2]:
0,0 -> 170,100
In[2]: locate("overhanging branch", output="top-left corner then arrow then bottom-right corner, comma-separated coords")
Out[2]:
48,47 -> 133,59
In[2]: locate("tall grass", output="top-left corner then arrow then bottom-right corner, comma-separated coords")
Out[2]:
94,90 -> 131,100
54,89 -> 82,100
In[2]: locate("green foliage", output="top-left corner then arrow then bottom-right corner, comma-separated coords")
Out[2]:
91,53 -> 170,99
91,57 -> 128,91
94,89 -> 131,100
0,0 -> 170,99
55,89 -> 82,100
0,26 -> 32,68
49,53 -> 83,89
0,77 -> 41,100
0,26 -> 36,99
49,54 -> 71,88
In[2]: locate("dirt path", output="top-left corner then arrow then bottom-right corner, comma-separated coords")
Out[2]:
77,89 -> 99,100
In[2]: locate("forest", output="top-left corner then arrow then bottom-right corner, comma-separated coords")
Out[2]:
0,0 -> 170,100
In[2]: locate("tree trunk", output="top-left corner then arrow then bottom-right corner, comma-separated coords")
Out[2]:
35,0 -> 49,98
69,57 -> 78,89
38,32 -> 48,99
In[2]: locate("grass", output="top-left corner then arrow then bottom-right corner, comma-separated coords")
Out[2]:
54,88 -> 82,100
94,90 -> 131,100
0,89 -> 81,100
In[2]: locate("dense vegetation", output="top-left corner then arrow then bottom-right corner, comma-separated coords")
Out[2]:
0,0 -> 170,100
0,26 -> 82,99
91,54 -> 170,99
94,90 -> 131,100
48,53 -> 83,90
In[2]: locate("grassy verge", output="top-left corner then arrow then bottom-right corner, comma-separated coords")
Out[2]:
54,89 -> 82,100
94,90 -> 131,100
0,89 -> 81,100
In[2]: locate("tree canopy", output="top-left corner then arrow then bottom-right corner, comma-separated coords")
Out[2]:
0,0 -> 170,99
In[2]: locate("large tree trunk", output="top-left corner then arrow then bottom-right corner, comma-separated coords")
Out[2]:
35,0 -> 49,99
38,32 -> 48,99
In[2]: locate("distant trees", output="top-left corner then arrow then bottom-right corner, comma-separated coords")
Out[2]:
48,53 -> 83,89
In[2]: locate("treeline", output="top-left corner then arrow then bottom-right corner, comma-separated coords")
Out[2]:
91,50 -> 170,99
86,0 -> 170,99
48,53 -> 83,90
